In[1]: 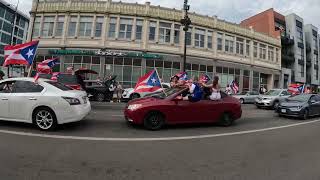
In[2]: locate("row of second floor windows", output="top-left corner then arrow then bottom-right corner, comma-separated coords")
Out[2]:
0,19 -> 26,39
32,15 -> 279,60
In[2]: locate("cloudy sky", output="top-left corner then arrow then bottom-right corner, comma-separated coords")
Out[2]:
11,0 -> 320,29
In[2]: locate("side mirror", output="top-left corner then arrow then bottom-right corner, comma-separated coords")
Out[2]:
310,100 -> 317,104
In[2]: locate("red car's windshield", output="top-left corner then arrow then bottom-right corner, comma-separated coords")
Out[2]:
151,88 -> 184,99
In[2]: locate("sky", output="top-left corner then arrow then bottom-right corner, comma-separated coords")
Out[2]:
10,0 -> 320,30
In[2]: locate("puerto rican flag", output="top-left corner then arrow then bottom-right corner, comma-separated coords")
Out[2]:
3,41 -> 39,67
200,74 -> 211,83
175,72 -> 188,81
288,83 -> 305,94
35,58 -> 60,81
134,70 -> 161,93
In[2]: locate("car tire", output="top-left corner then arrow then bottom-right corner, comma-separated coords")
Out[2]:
96,93 -> 105,102
32,107 -> 58,131
143,112 -> 165,130
239,98 -> 244,104
256,106 -> 261,109
301,109 -> 309,120
131,93 -> 140,100
219,112 -> 234,127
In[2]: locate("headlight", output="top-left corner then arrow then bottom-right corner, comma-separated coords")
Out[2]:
127,104 -> 142,111
62,97 -> 81,105
289,106 -> 303,111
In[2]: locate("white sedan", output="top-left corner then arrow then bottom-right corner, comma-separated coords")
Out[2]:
122,83 -> 171,101
0,77 -> 91,131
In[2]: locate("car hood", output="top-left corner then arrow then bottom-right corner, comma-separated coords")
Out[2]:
128,97 -> 160,105
280,100 -> 306,107
259,95 -> 278,99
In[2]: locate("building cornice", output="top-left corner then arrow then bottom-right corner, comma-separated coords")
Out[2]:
32,0 -> 280,47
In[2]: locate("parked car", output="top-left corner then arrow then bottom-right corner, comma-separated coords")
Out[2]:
0,77 -> 91,131
122,83 -> 170,101
255,89 -> 291,109
233,91 -> 260,104
276,94 -> 320,120
124,88 -> 242,130
85,76 -> 117,102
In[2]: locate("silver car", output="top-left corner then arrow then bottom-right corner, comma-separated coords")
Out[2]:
233,91 -> 260,104
255,89 -> 292,109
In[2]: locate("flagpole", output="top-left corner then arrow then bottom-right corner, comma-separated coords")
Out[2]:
154,68 -> 167,96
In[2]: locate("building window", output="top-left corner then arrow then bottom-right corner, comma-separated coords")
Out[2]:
159,22 -> 171,43
314,54 -> 318,65
299,64 -> 304,77
32,16 -> 41,37
135,19 -> 143,40
42,16 -> 55,37
194,28 -> 205,48
68,16 -> 77,37
119,18 -> 133,40
296,26 -> 303,43
276,48 -> 279,63
225,35 -> 234,53
2,21 -> 12,33
4,10 -> 13,22
268,47 -> 274,61
95,16 -> 104,37
246,40 -> 250,56
55,16 -> 65,37
108,17 -> 117,38
253,42 -> 258,58
259,44 -> 266,59
236,37 -> 244,55
313,36 -> 318,50
186,28 -> 192,46
174,24 -> 180,44
217,33 -> 223,51
297,47 -> 304,61
149,21 -> 156,41
79,16 -> 93,37
207,31 -> 213,49
0,6 -> 4,18
1,33 -> 11,44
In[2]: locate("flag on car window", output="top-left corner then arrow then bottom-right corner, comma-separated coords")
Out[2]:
3,41 -> 39,67
134,70 -> 161,93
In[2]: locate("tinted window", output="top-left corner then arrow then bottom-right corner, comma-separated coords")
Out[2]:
46,81 -> 73,91
0,81 -> 15,93
13,81 -> 44,93
58,74 -> 78,84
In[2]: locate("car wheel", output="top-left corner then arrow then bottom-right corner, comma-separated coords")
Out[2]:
239,98 -> 244,104
33,107 -> 57,131
96,93 -> 105,102
273,101 -> 279,109
301,109 -> 309,120
219,113 -> 234,127
256,106 -> 261,109
144,112 -> 165,130
131,93 -> 140,100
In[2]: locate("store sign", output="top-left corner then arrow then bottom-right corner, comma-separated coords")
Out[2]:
49,49 -> 163,59
95,49 -> 127,56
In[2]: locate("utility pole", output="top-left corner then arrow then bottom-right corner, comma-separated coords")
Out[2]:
180,0 -> 191,72
10,0 -> 19,45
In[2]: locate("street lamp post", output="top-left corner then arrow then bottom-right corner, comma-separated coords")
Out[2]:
180,0 -> 191,72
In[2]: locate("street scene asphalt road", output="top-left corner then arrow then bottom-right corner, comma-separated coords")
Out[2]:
1,103 -> 320,180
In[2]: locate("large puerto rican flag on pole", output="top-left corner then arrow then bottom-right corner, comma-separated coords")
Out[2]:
3,41 -> 39,67
134,70 -> 161,93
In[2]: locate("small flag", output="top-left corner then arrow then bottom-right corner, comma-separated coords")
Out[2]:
230,80 -> 239,94
200,74 -> 210,83
3,41 -> 39,66
175,72 -> 188,81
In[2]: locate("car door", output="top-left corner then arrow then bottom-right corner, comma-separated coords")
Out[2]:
173,100 -> 207,123
9,80 -> 44,122
249,91 -> 260,103
309,95 -> 320,116
0,81 -> 14,119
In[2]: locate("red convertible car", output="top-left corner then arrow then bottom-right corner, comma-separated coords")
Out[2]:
124,88 -> 242,130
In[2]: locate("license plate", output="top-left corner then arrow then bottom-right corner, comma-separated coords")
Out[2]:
281,109 -> 286,113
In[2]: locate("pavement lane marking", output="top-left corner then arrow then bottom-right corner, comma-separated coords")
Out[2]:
0,119 -> 320,142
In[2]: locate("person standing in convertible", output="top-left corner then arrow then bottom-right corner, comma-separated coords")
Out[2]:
179,76 -> 203,102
